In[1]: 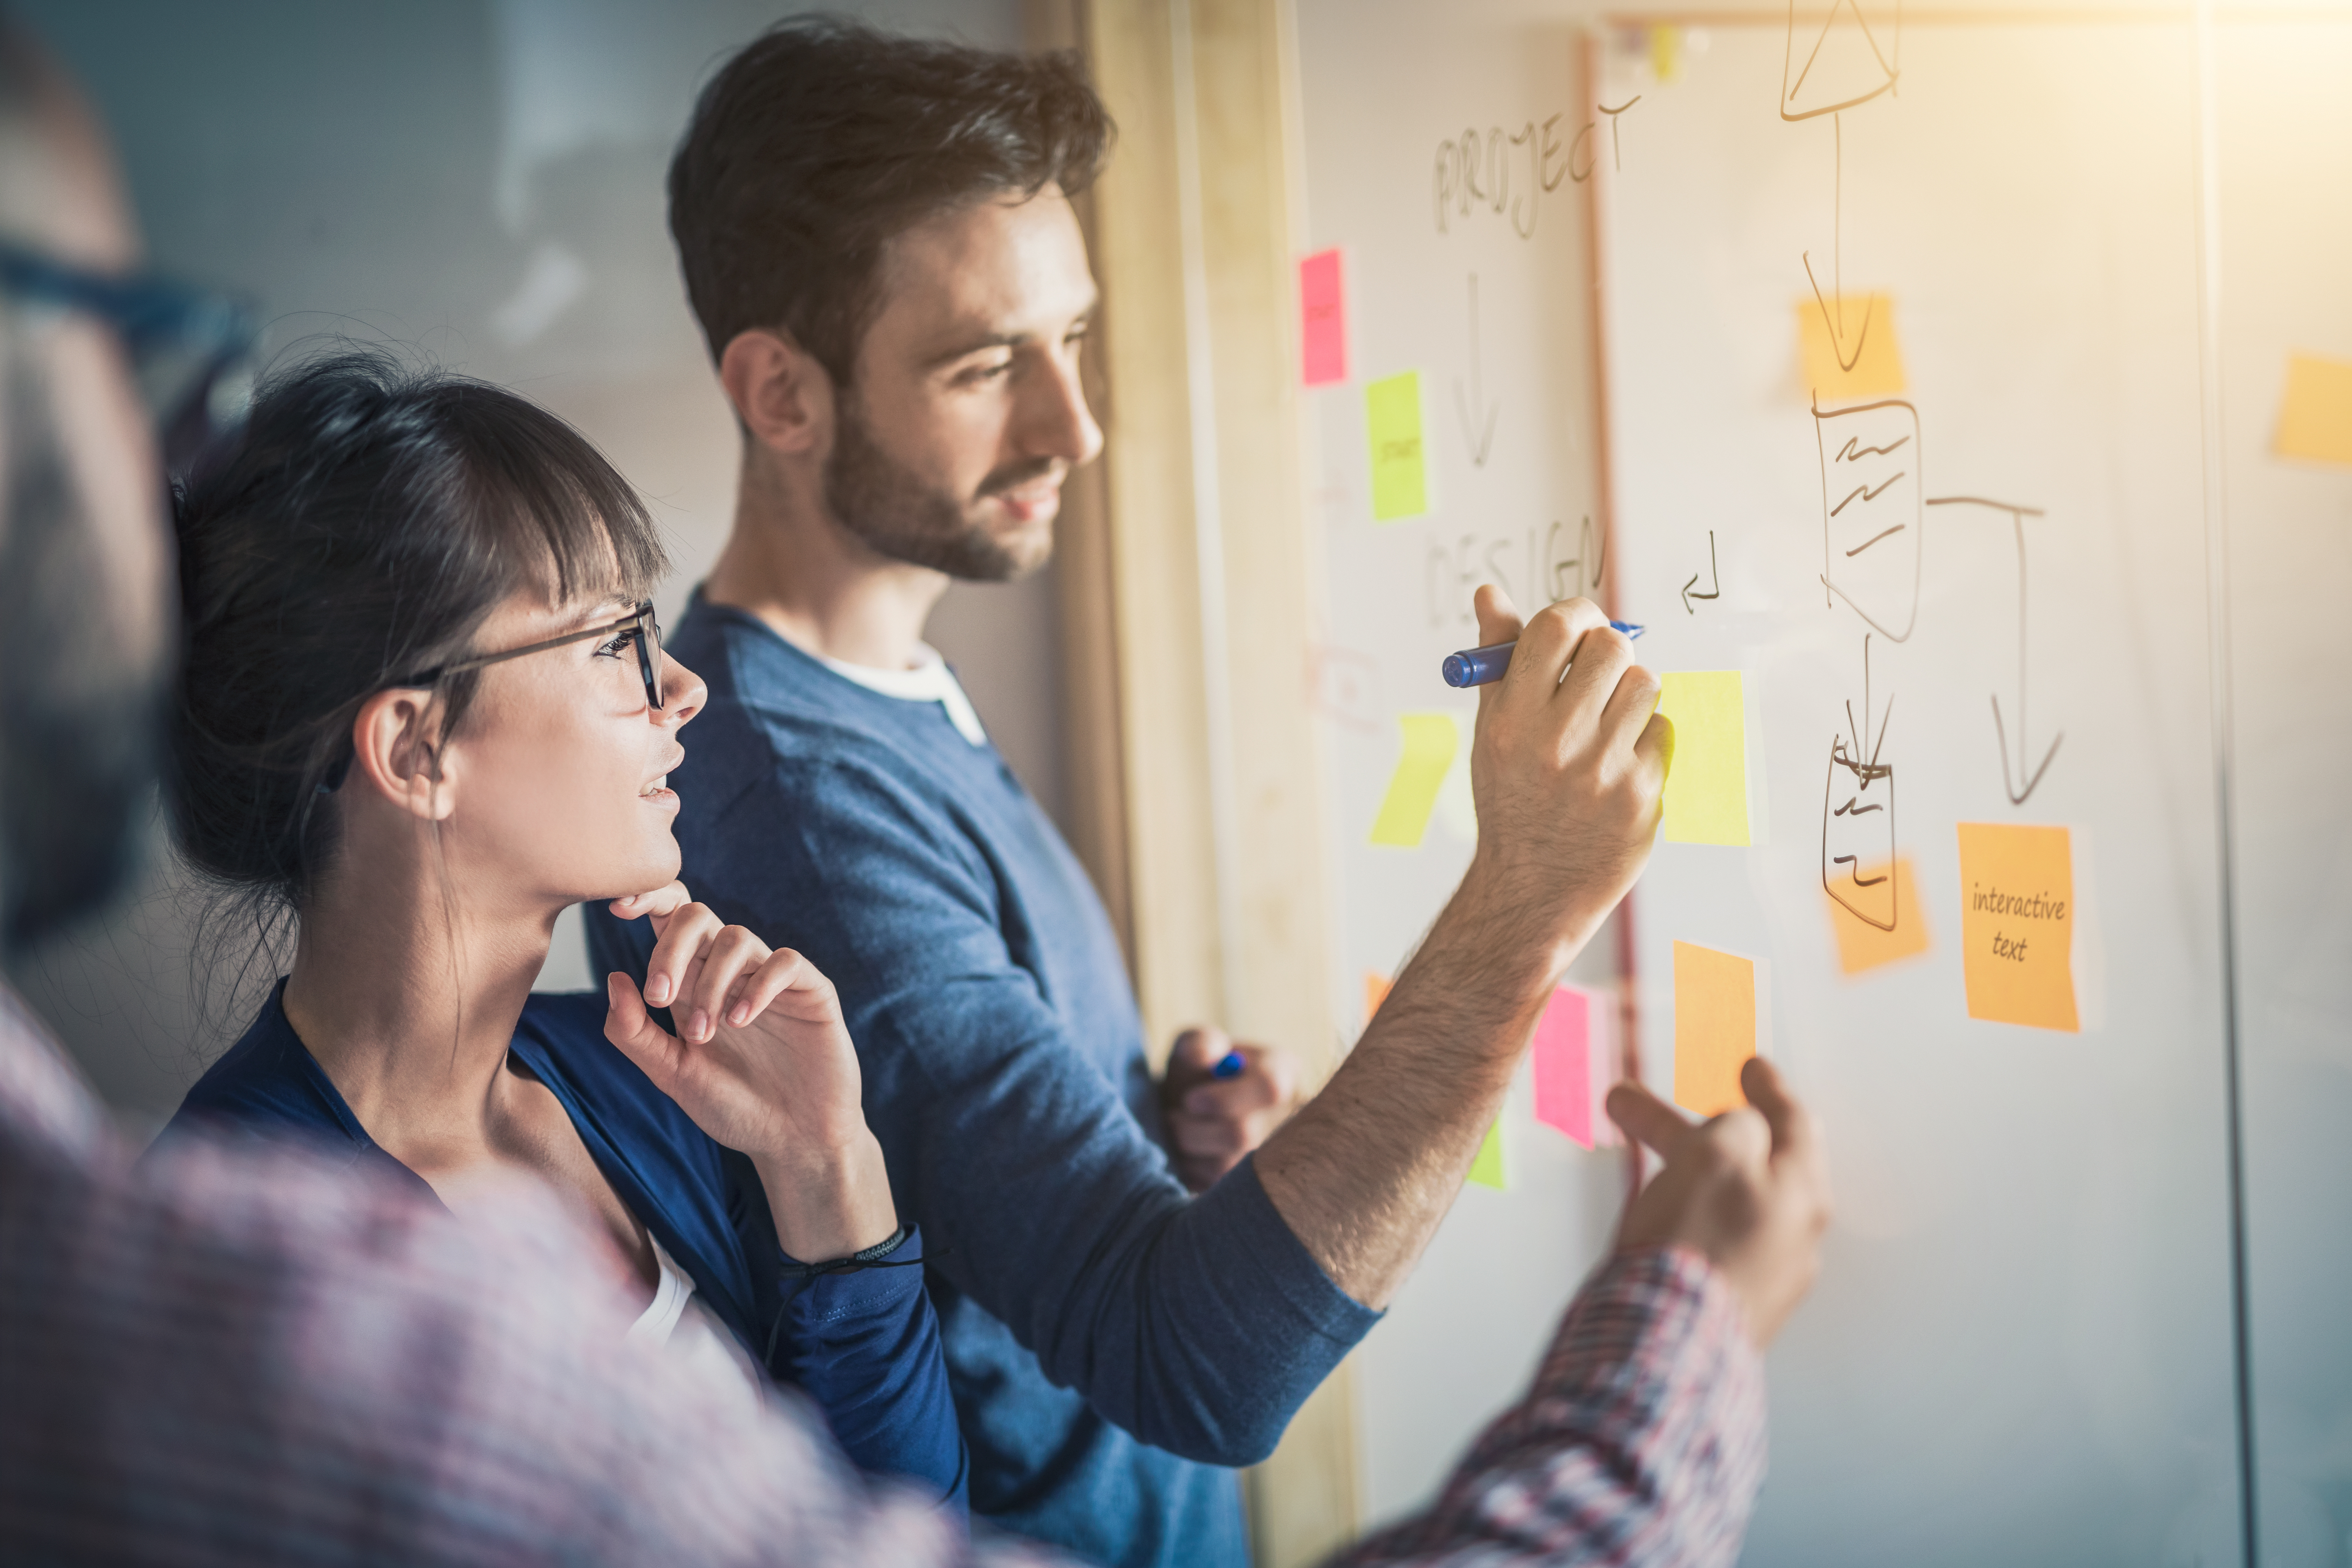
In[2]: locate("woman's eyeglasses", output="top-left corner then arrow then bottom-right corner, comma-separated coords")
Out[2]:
0,239 -> 258,475
395,601 -> 667,712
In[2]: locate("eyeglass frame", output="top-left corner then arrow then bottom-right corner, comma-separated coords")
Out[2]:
392,601 -> 666,713
0,238 -> 259,475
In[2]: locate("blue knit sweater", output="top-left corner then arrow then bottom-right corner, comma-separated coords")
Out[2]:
587,598 -> 1379,1568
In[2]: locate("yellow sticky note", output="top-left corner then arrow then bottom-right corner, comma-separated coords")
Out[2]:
2274,353 -> 2352,467
1368,713 -> 1458,847
1656,671 -> 1749,846
1673,941 -> 1755,1117
1467,1117 -> 1505,1189
1826,856 -> 1932,975
1366,371 -> 1428,521
1795,293 -> 1906,399
1957,822 -> 2078,1031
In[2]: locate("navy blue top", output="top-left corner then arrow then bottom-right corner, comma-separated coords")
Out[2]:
586,599 -> 1380,1568
159,983 -> 967,1508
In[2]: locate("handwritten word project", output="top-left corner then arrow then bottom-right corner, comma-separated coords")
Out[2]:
1368,713 -> 1458,847
1956,822 -> 2078,1031
1674,941 -> 1757,1117
1656,671 -> 1751,846
1299,248 -> 1347,387
2274,352 -> 2352,467
1366,370 -> 1429,521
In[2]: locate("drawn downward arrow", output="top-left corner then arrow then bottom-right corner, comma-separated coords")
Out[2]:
1452,273 -> 1499,467
1925,495 -> 2063,804
1682,529 -> 1721,615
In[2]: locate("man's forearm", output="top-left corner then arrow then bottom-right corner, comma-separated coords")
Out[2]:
1253,858 -> 1604,1308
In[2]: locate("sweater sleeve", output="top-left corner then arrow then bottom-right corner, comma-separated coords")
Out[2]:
766,1224 -> 969,1512
1332,1247 -> 1768,1568
593,756 -> 1380,1467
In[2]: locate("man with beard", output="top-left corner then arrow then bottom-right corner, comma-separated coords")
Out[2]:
0,18 -> 1825,1564
586,20 -> 1817,1568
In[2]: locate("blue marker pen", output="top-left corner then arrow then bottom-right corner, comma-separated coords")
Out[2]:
1441,622 -> 1645,688
1211,1050 -> 1246,1080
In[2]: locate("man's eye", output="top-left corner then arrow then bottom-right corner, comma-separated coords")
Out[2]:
596,630 -> 641,659
957,359 -> 1014,385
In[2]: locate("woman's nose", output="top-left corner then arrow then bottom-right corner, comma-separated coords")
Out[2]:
658,654 -> 707,728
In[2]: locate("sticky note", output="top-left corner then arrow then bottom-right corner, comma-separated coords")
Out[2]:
1366,371 -> 1428,521
1467,1116 -> 1505,1189
1532,985 -> 1595,1148
1826,855 -> 1931,975
2274,353 -> 2352,467
1364,971 -> 1392,1024
1957,822 -> 2078,1031
1656,671 -> 1749,846
1650,24 -> 1682,82
1368,713 -> 1458,847
1673,941 -> 1755,1117
1795,293 -> 1906,399
1300,249 -> 1347,387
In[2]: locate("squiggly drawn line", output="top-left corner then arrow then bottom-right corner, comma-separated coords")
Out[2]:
1836,434 -> 1910,461
1842,523 -> 1906,556
1830,474 -> 1906,517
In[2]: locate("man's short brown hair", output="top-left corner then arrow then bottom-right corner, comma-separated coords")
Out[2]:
668,15 -> 1112,385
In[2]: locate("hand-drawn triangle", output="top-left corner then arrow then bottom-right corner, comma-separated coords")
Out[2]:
1782,0 -> 1900,121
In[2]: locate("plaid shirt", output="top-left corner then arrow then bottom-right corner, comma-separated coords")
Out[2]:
0,988 -> 1764,1567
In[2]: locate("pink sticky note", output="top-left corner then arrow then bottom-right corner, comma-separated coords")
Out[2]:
1532,985 -> 1594,1148
1300,248 -> 1346,386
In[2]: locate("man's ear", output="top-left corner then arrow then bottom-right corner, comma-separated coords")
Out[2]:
719,327 -> 835,457
348,688 -> 457,824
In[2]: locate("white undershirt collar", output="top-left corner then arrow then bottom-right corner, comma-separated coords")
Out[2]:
816,643 -> 989,747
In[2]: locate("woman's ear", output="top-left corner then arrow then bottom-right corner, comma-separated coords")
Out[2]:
719,327 -> 834,457
348,689 -> 457,823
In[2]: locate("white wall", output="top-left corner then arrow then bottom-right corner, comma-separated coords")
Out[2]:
8,0 -> 1060,1126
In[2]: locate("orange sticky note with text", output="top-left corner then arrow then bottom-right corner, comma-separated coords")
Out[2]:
1957,822 -> 2078,1031
1673,941 -> 1755,1117
1826,855 -> 1931,975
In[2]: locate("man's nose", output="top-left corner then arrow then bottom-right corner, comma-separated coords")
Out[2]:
1020,347 -> 1102,468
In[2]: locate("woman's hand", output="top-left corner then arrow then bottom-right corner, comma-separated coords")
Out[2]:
601,881 -> 897,1261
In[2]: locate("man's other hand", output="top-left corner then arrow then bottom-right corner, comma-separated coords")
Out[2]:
1161,1026 -> 1302,1192
1606,1056 -> 1832,1347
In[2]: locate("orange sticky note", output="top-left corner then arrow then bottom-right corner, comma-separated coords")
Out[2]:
1795,292 -> 1906,400
2274,353 -> 2352,467
1826,855 -> 1931,975
1364,971 -> 1392,1024
1957,823 -> 2078,1031
1673,941 -> 1755,1116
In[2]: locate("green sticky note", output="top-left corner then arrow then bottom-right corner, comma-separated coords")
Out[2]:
1467,1117 -> 1505,1189
1368,713 -> 1459,847
1366,370 -> 1428,521
1656,670 -> 1750,846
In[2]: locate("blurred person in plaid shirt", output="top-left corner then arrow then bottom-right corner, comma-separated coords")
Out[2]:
0,19 -> 1828,1566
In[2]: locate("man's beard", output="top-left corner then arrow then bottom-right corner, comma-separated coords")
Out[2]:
823,395 -> 1056,583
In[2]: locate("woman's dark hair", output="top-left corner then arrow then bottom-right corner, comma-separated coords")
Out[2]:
667,14 -> 1113,384
166,350 -> 668,918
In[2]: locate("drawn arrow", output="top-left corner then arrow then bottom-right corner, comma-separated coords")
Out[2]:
1681,528 -> 1721,615
1452,273 -> 1499,467
1800,113 -> 1874,376
1925,495 -> 2063,804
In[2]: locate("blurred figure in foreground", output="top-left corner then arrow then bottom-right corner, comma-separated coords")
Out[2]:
0,22 -> 1827,1566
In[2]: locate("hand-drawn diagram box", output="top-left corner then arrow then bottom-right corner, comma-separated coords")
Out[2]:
1821,734 -> 1897,931
1816,397 -> 1921,642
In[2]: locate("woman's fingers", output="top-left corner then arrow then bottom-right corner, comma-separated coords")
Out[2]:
682,924 -> 770,1044
610,879 -> 693,924
726,946 -> 820,1029
642,901 -> 726,1009
603,972 -> 683,1092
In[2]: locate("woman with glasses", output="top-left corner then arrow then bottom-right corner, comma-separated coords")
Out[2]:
152,351 -> 966,1507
